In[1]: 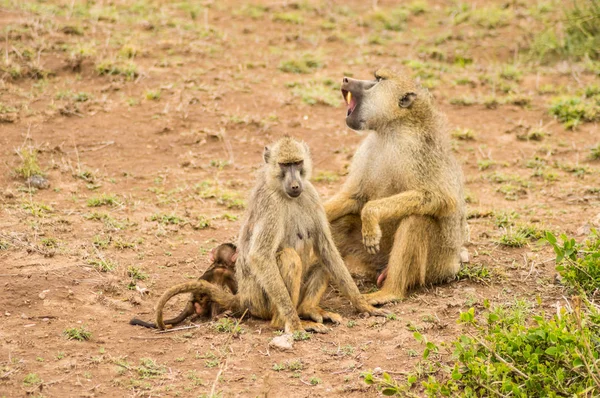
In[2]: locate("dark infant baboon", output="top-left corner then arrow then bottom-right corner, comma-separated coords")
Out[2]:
130,243 -> 237,329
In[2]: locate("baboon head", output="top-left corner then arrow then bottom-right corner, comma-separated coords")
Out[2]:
341,68 -> 431,131
263,137 -> 312,198
209,243 -> 238,267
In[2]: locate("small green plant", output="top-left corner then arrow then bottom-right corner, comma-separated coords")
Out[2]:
546,231 -> 600,297
590,144 -> 600,160
137,358 -> 166,378
87,194 -> 121,207
88,257 -> 117,272
309,377 -> 322,385
63,326 -> 92,341
145,89 -> 161,100
213,318 -> 243,335
279,55 -> 322,74
272,362 -> 285,371
272,12 -> 303,24
451,128 -> 476,140
96,60 -> 139,79
127,266 -> 148,281
292,330 -> 311,341
14,147 -> 43,178
497,229 -> 528,247
456,263 -> 493,282
549,96 -> 600,129
23,373 -> 41,387
150,213 -> 185,225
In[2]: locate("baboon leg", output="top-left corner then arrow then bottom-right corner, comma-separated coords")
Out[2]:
330,214 -> 392,279
297,266 -> 342,324
364,215 -> 435,306
269,248 -> 303,330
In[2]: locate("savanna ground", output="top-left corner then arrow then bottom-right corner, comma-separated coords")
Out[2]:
1,0 -> 599,397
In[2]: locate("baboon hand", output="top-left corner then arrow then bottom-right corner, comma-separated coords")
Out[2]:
361,222 -> 382,254
299,306 -> 343,324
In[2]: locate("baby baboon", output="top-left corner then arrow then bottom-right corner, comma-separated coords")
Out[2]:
129,243 -> 238,329
156,137 -> 387,332
325,68 -> 467,305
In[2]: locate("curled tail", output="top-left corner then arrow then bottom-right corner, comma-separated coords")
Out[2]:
156,280 -> 240,330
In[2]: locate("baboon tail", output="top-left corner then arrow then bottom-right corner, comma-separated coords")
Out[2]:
155,281 -> 240,330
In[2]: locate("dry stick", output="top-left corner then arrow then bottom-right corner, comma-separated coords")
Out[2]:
155,324 -> 199,334
209,309 -> 249,396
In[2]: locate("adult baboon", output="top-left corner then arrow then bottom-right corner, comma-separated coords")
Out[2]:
325,68 -> 467,305
156,137 -> 387,332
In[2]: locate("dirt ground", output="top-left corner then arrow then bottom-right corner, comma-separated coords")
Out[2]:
1,0 -> 599,397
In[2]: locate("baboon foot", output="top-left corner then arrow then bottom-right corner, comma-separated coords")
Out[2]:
363,291 -> 403,306
301,321 -> 330,333
299,306 -> 343,324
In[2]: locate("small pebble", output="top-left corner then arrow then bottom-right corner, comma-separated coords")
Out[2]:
269,334 -> 294,351
26,174 -> 50,189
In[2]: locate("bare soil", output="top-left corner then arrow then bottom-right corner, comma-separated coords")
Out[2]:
1,1 -> 599,397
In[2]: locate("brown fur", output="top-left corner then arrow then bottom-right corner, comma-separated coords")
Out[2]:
156,137 -> 388,332
130,243 -> 237,329
326,68 -> 467,305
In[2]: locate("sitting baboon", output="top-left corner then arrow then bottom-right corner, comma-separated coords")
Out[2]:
325,68 -> 467,305
129,243 -> 237,329
156,137 -> 388,332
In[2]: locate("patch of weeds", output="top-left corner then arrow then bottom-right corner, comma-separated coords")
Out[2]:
137,358 -> 166,378
213,318 -> 243,335
547,231 -> 600,298
196,181 -> 245,209
150,213 -> 185,225
499,65 -> 522,82
127,266 -> 148,281
449,96 -> 476,106
292,330 -> 311,341
399,296 -> 600,397
516,224 -> 548,240
23,373 -> 41,387
494,210 -> 520,227
210,159 -> 230,169
92,235 -> 110,248
236,5 -> 267,19
476,159 -> 495,171
145,89 -> 161,101
363,7 -> 409,31
84,212 -> 127,230
313,170 -> 340,182
87,193 -> 121,207
272,363 -> 285,371
22,201 -> 53,217
549,95 -> 600,129
88,257 -> 117,272
95,60 -> 139,79
14,147 -> 43,178
63,326 -> 92,341
497,229 -> 528,247
589,144 -> 600,160
451,128 -> 476,141
309,377 -> 322,385
291,82 -> 340,107
347,320 -> 357,328
457,263 -> 493,283
273,12 -> 303,24
517,128 -> 546,141
279,55 -> 322,74
193,215 -> 211,230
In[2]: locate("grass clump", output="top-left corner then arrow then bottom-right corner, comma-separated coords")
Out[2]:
14,147 -> 43,178
589,144 -> 600,160
364,295 -> 600,397
23,373 -> 42,387
63,326 -> 92,341
137,358 -> 166,378
87,194 -> 121,207
549,95 -> 600,129
547,231 -> 600,298
95,60 -> 139,79
213,318 -> 243,335
272,12 -> 303,24
150,213 -> 185,225
291,82 -> 340,107
279,55 -> 322,74
451,128 -> 476,141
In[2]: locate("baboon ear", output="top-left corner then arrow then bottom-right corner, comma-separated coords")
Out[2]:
263,146 -> 271,163
209,247 -> 216,262
399,92 -> 417,108
231,250 -> 238,263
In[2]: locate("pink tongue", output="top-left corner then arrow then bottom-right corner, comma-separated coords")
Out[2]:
348,97 -> 356,112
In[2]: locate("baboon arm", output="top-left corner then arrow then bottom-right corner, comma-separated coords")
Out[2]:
362,189 -> 456,225
324,192 -> 360,222
313,214 -> 379,314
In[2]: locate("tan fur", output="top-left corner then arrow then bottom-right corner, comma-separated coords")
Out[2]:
155,137 -> 388,332
326,68 -> 467,305
131,243 -> 237,329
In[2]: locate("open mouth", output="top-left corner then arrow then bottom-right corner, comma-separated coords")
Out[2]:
341,89 -> 357,117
